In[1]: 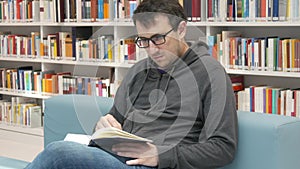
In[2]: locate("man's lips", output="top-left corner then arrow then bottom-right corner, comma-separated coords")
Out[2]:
152,55 -> 163,60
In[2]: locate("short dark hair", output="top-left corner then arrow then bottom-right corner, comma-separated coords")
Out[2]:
132,0 -> 187,31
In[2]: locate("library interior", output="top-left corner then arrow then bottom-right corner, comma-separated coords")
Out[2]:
0,0 -> 300,169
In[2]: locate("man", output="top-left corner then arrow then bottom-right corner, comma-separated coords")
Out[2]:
25,0 -> 238,168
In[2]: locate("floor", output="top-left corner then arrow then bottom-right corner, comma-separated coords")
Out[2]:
0,128 -> 44,162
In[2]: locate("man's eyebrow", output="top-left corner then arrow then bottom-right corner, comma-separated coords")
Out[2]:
137,33 -> 162,39
137,36 -> 148,39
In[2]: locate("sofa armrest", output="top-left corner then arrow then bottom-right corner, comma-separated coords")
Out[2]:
0,156 -> 29,169
44,95 -> 114,147
221,111 -> 300,169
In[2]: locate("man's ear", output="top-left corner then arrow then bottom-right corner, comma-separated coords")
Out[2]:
177,21 -> 187,39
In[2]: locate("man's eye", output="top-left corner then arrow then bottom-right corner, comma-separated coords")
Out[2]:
139,38 -> 148,42
151,35 -> 164,41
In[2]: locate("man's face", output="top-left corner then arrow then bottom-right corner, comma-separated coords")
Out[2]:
135,15 -> 183,69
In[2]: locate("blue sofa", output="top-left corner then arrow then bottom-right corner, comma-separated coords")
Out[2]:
44,95 -> 300,169
2,94 -> 300,169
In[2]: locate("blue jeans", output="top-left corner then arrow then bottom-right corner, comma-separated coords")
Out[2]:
24,141 -> 157,169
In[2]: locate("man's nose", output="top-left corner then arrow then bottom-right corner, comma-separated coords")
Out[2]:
147,40 -> 159,53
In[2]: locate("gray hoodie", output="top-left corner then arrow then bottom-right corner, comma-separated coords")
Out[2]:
109,41 -> 238,169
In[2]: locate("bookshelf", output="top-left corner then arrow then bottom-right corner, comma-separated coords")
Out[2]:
0,0 -> 299,136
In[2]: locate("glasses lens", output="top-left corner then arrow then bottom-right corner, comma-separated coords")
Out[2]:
136,38 -> 149,48
151,35 -> 165,45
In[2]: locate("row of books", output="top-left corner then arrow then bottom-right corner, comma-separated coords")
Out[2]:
61,0 -> 140,22
0,96 -> 42,127
0,67 -> 116,97
0,0 -> 40,22
0,0 -> 205,23
207,0 -> 300,22
208,30 -> 300,72
0,0 -> 142,23
58,75 -> 114,97
0,29 -> 148,64
180,0 -> 204,22
0,28 -> 112,61
237,86 -> 300,118
7,0 -> 300,23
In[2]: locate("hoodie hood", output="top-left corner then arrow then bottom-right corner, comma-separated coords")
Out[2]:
189,40 -> 210,58
146,40 -> 210,73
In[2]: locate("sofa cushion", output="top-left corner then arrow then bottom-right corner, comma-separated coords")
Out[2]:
0,156 -> 29,169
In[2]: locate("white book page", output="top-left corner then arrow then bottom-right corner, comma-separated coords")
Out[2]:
64,133 -> 92,145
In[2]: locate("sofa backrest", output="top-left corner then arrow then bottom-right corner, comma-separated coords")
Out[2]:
44,95 -> 113,146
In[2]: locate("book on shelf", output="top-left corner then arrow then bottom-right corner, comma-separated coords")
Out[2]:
0,100 -> 7,122
0,68 -> 7,89
57,72 -> 72,94
71,27 -> 93,60
64,127 -> 152,151
17,66 -> 33,91
27,105 -> 42,127
1,101 -> 11,124
56,32 -> 72,59
191,0 -> 201,22
183,0 -> 192,21
230,75 -> 244,92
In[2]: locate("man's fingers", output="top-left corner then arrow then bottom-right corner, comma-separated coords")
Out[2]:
112,142 -> 159,167
112,143 -> 148,152
95,114 -> 122,131
95,118 -> 109,130
117,152 -> 139,158
95,122 -> 104,130
101,118 -> 111,128
106,115 -> 122,129
126,159 -> 142,165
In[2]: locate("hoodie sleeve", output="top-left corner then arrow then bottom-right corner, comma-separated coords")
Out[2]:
107,73 -> 130,125
157,65 -> 238,169
107,60 -> 148,125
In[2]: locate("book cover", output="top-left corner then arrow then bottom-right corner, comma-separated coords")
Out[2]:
64,127 -> 153,152
91,0 -> 98,21
28,105 -> 42,127
98,0 -> 104,19
191,0 -> 200,21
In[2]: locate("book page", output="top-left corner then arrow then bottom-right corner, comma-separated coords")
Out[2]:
64,133 -> 92,145
92,127 -> 152,142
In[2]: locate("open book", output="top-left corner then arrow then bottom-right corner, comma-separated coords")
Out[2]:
64,127 -> 152,150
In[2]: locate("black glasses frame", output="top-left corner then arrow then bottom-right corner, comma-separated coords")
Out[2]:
135,28 -> 174,48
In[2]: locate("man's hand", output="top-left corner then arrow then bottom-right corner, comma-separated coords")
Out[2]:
112,142 -> 159,167
95,114 -> 122,131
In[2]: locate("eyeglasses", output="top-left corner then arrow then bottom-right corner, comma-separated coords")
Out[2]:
135,28 -> 174,48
